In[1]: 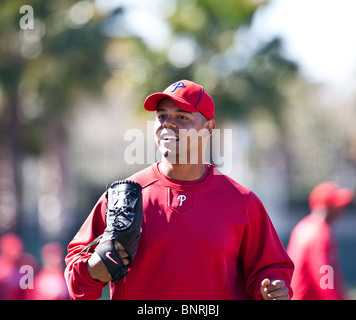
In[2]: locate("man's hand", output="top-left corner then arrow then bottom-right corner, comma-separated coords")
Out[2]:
260,278 -> 290,300
87,241 -> 129,282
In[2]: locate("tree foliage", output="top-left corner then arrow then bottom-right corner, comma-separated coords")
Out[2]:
110,0 -> 299,127
0,0 -> 300,234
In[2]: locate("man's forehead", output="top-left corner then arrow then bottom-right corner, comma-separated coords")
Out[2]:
156,100 -> 193,114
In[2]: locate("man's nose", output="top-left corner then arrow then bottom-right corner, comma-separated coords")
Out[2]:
162,115 -> 177,128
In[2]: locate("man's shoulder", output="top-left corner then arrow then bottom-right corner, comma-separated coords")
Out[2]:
211,166 -> 252,197
209,166 -> 267,218
126,164 -> 158,189
209,165 -> 259,210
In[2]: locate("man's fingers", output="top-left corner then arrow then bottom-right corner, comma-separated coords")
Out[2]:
114,240 -> 125,251
272,294 -> 290,300
265,280 -> 285,293
261,279 -> 290,300
261,278 -> 270,288
266,286 -> 289,300
114,240 -> 130,265
118,250 -> 129,266
118,251 -> 129,258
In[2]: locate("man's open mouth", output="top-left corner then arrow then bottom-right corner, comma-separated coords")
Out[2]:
161,134 -> 179,142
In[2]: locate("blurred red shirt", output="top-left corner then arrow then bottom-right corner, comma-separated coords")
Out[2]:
287,214 -> 347,300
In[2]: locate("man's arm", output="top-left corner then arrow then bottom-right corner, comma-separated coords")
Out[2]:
242,193 -> 294,300
64,194 -> 108,300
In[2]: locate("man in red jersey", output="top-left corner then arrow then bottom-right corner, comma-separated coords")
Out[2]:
287,181 -> 353,300
64,80 -> 294,300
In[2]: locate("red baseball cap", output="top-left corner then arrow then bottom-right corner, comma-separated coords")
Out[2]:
144,79 -> 215,120
309,181 -> 354,210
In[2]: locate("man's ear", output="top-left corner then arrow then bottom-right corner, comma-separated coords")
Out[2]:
206,119 -> 216,136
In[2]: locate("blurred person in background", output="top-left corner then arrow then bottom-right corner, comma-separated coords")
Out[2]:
287,181 -> 354,300
27,242 -> 69,300
0,233 -> 38,299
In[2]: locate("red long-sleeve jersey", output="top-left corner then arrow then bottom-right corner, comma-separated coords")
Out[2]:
287,214 -> 347,300
65,162 -> 294,300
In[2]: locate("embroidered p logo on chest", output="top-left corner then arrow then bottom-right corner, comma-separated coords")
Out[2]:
167,189 -> 195,215
177,195 -> 186,206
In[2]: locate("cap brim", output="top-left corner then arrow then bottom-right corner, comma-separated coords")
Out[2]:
333,188 -> 354,208
144,93 -> 198,113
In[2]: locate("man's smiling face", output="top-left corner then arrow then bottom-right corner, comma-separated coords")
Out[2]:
154,98 -> 214,163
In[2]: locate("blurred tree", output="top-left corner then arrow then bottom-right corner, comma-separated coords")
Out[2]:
105,0 -> 299,128
0,0 -> 300,237
0,0 -> 111,235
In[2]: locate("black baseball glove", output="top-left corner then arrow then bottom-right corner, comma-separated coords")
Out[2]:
89,180 -> 143,283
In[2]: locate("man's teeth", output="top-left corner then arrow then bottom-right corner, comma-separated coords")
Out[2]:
163,136 -> 178,140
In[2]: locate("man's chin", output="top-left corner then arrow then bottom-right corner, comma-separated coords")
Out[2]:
161,149 -> 177,159
159,148 -> 183,164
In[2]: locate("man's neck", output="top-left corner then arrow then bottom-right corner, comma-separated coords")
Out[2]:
159,159 -> 206,181
310,210 -> 333,225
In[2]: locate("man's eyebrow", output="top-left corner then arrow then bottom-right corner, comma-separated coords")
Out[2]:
156,108 -> 193,114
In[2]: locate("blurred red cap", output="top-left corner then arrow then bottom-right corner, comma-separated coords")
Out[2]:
309,181 -> 354,210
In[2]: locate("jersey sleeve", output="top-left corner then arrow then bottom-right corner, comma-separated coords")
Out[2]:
64,193 -> 107,300
240,193 -> 294,300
